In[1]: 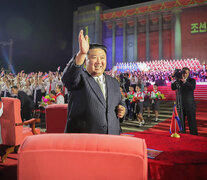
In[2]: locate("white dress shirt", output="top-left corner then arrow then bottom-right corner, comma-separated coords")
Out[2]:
93,74 -> 107,100
56,93 -> 65,104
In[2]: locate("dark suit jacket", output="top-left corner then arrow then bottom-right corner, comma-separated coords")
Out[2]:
1,90 -> 11,97
18,91 -> 34,109
17,91 -> 34,120
171,77 -> 196,110
62,57 -> 125,135
32,89 -> 42,108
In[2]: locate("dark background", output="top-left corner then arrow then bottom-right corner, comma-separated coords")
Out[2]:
0,0 -> 152,73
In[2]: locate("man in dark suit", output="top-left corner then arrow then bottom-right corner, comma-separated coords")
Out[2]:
171,67 -> 198,135
62,30 -> 126,135
11,86 -> 34,121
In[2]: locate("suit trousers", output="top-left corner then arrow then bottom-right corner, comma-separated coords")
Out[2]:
183,107 -> 198,135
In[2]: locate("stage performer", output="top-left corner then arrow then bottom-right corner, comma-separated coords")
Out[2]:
171,67 -> 198,135
143,85 -> 151,118
62,30 -> 126,134
134,85 -> 145,126
151,84 -> 162,122
126,85 -> 135,120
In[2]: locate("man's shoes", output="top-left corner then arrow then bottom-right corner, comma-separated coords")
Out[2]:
138,122 -> 143,127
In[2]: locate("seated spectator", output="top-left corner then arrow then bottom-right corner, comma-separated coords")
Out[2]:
11,86 -> 34,121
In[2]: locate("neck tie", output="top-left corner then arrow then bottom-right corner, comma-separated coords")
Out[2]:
34,89 -> 37,103
49,83 -> 51,94
63,86 -> 65,95
96,77 -> 106,100
4,90 -> 6,97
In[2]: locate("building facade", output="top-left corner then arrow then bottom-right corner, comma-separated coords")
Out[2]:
73,0 -> 207,70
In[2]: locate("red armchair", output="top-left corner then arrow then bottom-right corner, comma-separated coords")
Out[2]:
45,104 -> 68,133
0,97 -> 40,163
18,133 -> 148,180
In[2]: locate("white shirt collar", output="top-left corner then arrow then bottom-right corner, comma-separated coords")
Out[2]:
93,74 -> 104,82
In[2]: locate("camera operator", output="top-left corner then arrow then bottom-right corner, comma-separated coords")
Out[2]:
171,67 -> 198,135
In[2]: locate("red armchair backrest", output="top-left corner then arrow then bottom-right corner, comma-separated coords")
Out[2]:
1,97 -> 23,145
18,134 -> 148,180
45,104 -> 68,133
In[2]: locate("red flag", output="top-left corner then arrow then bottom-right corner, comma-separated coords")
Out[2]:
170,104 -> 182,134
1,71 -> 4,77
42,74 -> 49,80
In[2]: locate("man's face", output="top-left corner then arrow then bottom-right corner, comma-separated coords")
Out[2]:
136,86 -> 140,92
129,87 -> 134,92
86,48 -> 106,77
11,88 -> 18,95
55,86 -> 59,93
182,70 -> 189,79
153,85 -> 158,91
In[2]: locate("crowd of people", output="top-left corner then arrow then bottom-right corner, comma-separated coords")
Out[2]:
115,58 -> 207,84
120,83 -> 164,126
0,69 -> 67,121
0,58 -> 206,125
116,58 -> 205,72
0,68 -> 166,126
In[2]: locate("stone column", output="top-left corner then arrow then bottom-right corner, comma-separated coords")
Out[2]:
174,10 -> 182,59
159,14 -> 163,60
123,18 -> 126,63
134,17 -> 138,61
112,20 -> 116,67
72,11 -> 78,56
146,15 -> 150,61
95,5 -> 102,44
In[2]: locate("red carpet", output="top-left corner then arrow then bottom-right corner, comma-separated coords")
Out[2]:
126,131 -> 207,180
0,102 -> 207,180
0,153 -> 17,180
123,101 -> 207,180
147,101 -> 207,137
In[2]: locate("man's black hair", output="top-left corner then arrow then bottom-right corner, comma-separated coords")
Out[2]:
50,90 -> 56,95
57,84 -> 63,91
154,83 -> 158,87
136,84 -> 142,89
11,85 -> 18,89
88,44 -> 107,54
182,67 -> 190,71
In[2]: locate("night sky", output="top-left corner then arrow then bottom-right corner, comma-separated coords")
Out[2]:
0,0 -> 152,73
